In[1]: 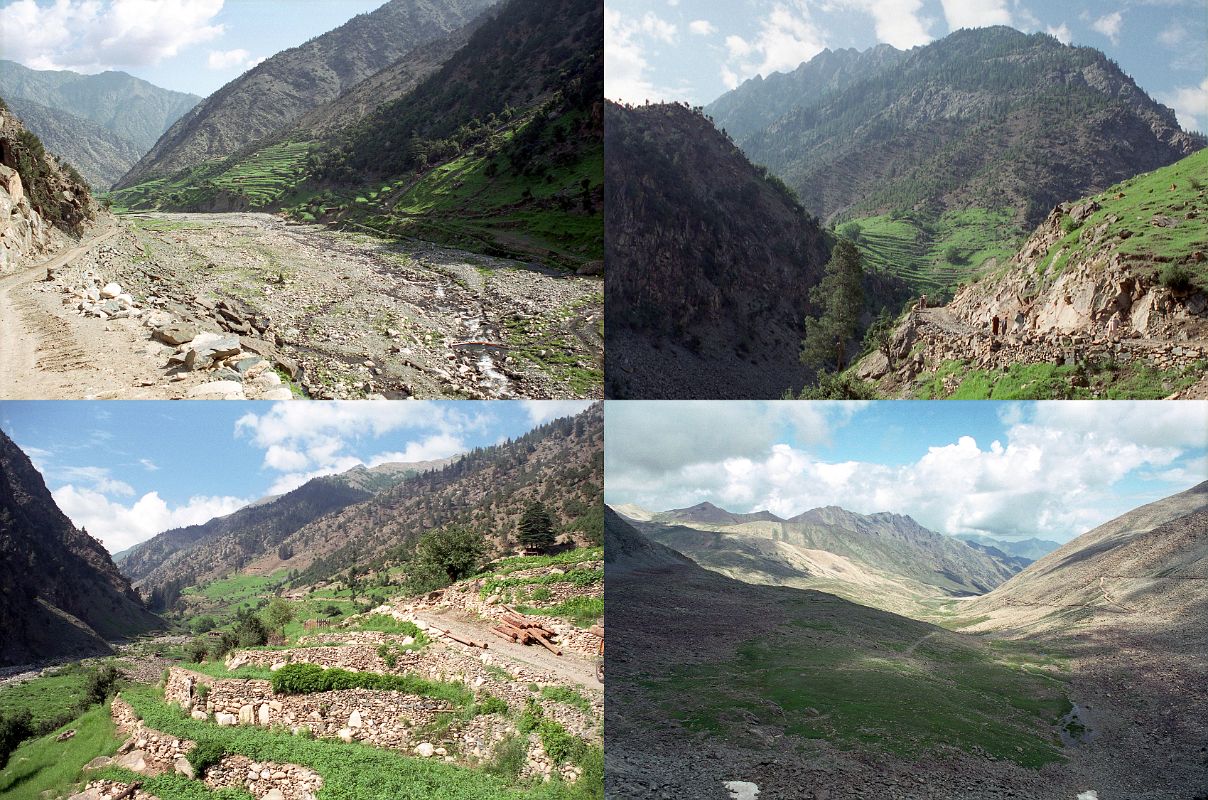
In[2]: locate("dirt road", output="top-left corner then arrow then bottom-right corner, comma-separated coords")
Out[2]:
1,212 -> 603,399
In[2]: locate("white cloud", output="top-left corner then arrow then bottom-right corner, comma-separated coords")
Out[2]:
53,486 -> 247,553
688,19 -> 716,36
605,7 -> 688,103
520,400 -> 593,425
826,0 -> 933,49
57,465 -> 134,497
1160,76 -> 1208,131
939,0 -> 1011,30
235,400 -> 483,496
207,47 -> 251,70
719,3 -> 829,87
1091,11 -> 1123,44
606,402 -> 1204,543
1158,22 -> 1186,47
139,458 -> 158,471
1045,23 -> 1072,43
0,0 -> 225,73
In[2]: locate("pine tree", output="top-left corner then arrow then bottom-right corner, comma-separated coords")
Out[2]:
801,239 -> 865,371
518,501 -> 555,552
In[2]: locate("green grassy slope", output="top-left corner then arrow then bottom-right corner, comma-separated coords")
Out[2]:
0,703 -> 124,800
845,207 -> 1022,297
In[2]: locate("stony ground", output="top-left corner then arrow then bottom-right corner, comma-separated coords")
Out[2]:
0,212 -> 602,399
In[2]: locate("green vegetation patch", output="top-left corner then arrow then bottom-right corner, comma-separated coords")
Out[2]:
0,665 -> 96,728
480,568 -> 603,599
513,596 -> 602,629
120,686 -> 599,800
0,702 -> 124,800
181,662 -> 276,682
269,664 -> 473,711
1036,149 -> 1208,289
846,207 -> 1021,297
911,358 -> 1202,399
642,626 -> 1069,769
485,548 -> 603,577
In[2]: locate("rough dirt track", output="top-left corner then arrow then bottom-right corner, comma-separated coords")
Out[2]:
0,222 -> 174,399
417,606 -> 601,694
1,212 -> 603,399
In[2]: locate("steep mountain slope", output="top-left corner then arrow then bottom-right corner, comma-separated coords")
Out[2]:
854,149 -> 1208,399
109,0 -> 603,270
0,429 -> 161,666
122,459 -> 455,597
255,405 -> 603,584
604,101 -> 834,399
967,480 -> 1208,633
0,101 -> 95,272
625,502 -> 1024,616
114,0 -> 496,188
2,95 -> 144,189
708,27 -> 1202,295
0,60 -> 199,154
606,510 -> 1078,798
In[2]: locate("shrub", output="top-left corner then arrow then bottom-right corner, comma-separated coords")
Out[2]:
475,694 -> 509,717
538,686 -> 591,714
82,664 -> 120,706
536,719 -> 580,765
516,698 -> 542,734
0,709 -> 33,770
484,733 -> 527,779
185,638 -> 209,663
186,739 -> 226,774
1160,264 -> 1195,292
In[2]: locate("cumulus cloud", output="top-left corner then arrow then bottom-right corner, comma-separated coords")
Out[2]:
1091,11 -> 1123,44
235,401 -> 479,496
520,400 -> 593,425
1045,23 -> 1072,43
206,47 -> 262,70
605,402 -> 1204,543
55,465 -> 135,497
1161,76 -> 1208,132
825,0 -> 933,49
689,19 -> 716,36
53,486 -> 248,553
0,0 -> 225,73
605,7 -> 688,102
939,0 -> 1011,30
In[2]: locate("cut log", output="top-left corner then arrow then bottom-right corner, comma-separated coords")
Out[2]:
532,634 -> 562,656
442,629 -> 488,649
490,627 -> 518,642
113,782 -> 143,800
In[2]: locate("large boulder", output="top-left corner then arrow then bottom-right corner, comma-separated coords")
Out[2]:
183,333 -> 241,370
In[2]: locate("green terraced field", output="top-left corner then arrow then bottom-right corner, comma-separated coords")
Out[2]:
108,141 -> 316,212
844,207 -> 1022,298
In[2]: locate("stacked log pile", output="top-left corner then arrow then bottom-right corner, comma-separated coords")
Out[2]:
489,609 -> 563,655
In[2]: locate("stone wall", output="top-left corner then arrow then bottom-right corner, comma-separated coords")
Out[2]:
204,754 -> 322,800
225,643 -> 419,674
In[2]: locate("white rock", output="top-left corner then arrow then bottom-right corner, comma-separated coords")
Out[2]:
338,728 -> 354,743
270,661 -> 288,672
174,755 -> 195,779
414,742 -> 435,758
191,709 -> 208,721
725,781 -> 760,800
259,388 -> 294,401
348,710 -> 362,728
215,712 -> 238,726
1077,793 -> 1099,800
100,282 -> 121,298
239,703 -> 255,725
187,381 -> 246,400
263,791 -> 285,800
258,703 -> 271,725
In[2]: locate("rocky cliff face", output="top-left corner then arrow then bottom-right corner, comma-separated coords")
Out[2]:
0,103 -> 95,273
604,101 -> 834,399
0,429 -> 161,666
853,149 -> 1208,397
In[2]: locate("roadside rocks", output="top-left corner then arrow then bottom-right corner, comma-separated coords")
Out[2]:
204,754 -> 322,800
152,322 -> 199,346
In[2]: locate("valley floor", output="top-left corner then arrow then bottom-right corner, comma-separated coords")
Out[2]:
0,212 -> 602,399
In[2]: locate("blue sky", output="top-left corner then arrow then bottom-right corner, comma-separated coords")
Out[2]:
606,0 -> 1208,130
0,0 -> 385,96
605,401 -> 1208,543
0,399 -> 591,553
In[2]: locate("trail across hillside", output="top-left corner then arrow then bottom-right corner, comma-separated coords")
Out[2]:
0,212 -> 603,399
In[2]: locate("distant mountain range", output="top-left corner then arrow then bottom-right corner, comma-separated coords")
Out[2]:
119,458 -> 457,599
114,0 -> 495,189
616,500 -> 1027,616
0,429 -> 160,666
0,60 -> 199,189
121,405 -> 603,599
706,26 -> 1202,296
955,533 -> 1060,561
